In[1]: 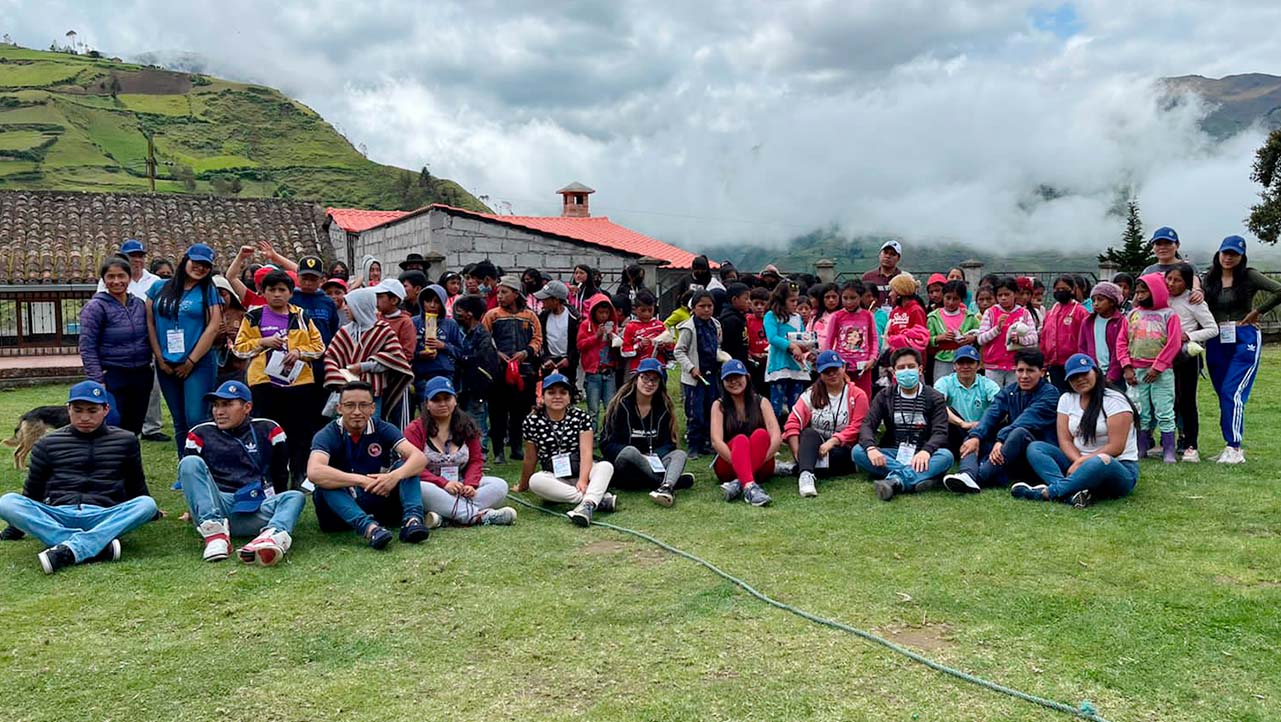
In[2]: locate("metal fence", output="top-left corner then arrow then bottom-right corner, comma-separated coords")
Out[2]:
0,285 -> 97,356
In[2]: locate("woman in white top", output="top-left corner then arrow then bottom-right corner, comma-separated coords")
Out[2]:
1013,353 -> 1139,509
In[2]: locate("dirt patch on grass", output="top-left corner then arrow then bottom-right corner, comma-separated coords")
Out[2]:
75,69 -> 192,96
582,538 -> 668,567
875,622 -> 956,652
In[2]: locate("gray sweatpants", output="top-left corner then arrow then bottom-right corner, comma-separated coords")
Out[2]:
611,446 -> 688,491
419,476 -> 509,525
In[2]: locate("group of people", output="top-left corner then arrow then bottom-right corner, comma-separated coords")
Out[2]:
1,227 -> 1275,573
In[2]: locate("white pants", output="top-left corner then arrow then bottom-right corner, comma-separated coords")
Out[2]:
528,461 -> 614,506
420,476 -> 509,525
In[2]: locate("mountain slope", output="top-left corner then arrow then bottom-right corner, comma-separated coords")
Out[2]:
0,45 -> 488,211
1163,73 -> 1281,138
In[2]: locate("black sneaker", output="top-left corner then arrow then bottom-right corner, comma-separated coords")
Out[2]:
566,501 -> 595,527
141,432 -> 171,442
0,524 -> 25,541
674,472 -> 695,490
874,476 -> 901,501
912,478 -> 939,493
596,493 -> 618,513
87,539 -> 122,564
1069,489 -> 1093,509
38,544 -> 76,574
399,517 -> 430,544
364,524 -> 394,550
509,447 -> 525,461
492,450 -> 507,465
649,483 -> 675,507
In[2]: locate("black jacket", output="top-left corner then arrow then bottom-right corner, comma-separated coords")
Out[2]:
599,393 -> 677,462
538,306 -> 580,374
23,424 -> 151,507
858,385 -> 950,454
719,305 -> 750,362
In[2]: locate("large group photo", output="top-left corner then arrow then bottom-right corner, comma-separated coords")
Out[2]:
2,4 -> 1280,722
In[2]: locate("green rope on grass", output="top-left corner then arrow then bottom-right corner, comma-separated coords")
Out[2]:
506,493 -> 1115,722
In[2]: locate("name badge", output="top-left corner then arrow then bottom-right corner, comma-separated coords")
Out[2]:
166,328 -> 186,355
263,483 -> 276,500
816,453 -> 830,469
896,443 -> 917,466
1219,322 -> 1236,344
552,452 -> 573,479
646,454 -> 666,473
440,465 -> 460,482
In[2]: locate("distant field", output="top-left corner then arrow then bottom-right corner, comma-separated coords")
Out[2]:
0,61 -> 82,87
0,129 -> 48,151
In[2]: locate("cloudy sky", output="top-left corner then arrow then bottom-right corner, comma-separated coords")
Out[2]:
3,1 -> 1280,256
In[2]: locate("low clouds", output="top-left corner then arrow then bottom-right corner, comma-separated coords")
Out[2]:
3,0 -> 1278,256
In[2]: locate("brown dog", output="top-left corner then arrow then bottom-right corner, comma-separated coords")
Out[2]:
3,406 -> 69,469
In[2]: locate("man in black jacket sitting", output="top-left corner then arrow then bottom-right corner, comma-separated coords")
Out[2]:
0,381 -> 158,574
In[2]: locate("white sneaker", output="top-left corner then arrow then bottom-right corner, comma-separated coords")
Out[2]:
943,472 -> 980,494
237,528 -> 292,566
425,512 -> 444,529
1181,448 -> 1200,463
1224,447 -> 1246,465
1215,446 -> 1233,463
480,507 -> 517,525
775,459 -> 798,476
798,471 -> 818,498
197,519 -> 230,562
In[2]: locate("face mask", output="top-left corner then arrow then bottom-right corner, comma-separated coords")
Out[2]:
1053,289 -> 1074,305
478,284 -> 491,296
895,368 -> 919,389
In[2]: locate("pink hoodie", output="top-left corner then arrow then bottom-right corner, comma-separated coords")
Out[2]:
1115,272 -> 1183,373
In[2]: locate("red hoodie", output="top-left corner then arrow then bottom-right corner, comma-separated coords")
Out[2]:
884,299 -> 928,353
577,295 -> 620,374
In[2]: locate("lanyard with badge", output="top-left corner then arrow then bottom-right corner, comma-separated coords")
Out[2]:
815,386 -> 848,469
437,438 -> 460,482
640,408 -> 665,473
1219,321 -> 1236,344
550,414 -> 576,478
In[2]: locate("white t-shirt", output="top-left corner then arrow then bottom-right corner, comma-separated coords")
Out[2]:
545,309 -> 570,358
1056,389 -> 1137,461
97,269 -> 161,301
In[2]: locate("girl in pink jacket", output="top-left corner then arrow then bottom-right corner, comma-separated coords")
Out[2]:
976,276 -> 1038,388
1116,273 -> 1183,463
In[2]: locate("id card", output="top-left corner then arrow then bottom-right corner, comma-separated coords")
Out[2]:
440,465 -> 460,482
816,454 -> 830,469
895,443 -> 917,466
552,453 -> 573,478
1219,322 -> 1236,344
166,328 -> 186,355
646,454 -> 666,473
263,484 -> 276,500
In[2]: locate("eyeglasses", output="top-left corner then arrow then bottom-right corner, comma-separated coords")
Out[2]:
339,402 -> 375,412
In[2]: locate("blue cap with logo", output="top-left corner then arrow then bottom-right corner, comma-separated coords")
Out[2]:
543,372 -> 572,390
424,376 -> 456,399
204,380 -> 253,403
720,359 -> 748,379
1150,226 -> 1179,245
1063,353 -> 1098,379
635,357 -> 666,379
815,349 -> 844,373
187,243 -> 216,264
231,482 -> 267,514
1218,235 -> 1247,255
120,238 -> 145,256
953,345 -> 981,363
68,380 -> 110,404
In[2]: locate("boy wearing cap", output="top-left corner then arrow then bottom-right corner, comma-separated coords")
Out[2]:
536,280 -> 580,380
0,382 -> 158,574
932,346 -> 1000,460
374,279 -> 417,428
292,255 -> 341,344
178,381 -> 304,565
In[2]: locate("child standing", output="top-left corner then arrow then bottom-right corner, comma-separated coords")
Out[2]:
718,283 -> 752,364
826,280 -> 880,398
481,276 -> 543,464
577,295 -> 620,433
1078,282 -> 1129,390
807,283 -> 841,350
452,294 -> 500,455
763,282 -> 815,418
673,290 -> 722,458
1116,273 -> 1183,463
1039,275 -> 1091,391
862,284 -> 889,337
926,280 -> 979,381
620,290 -> 670,375
1165,263 -> 1217,462
976,276 -> 1038,388
747,286 -> 770,393
884,274 -> 929,355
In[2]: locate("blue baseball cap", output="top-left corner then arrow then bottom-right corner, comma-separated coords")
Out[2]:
543,372 -> 572,391
424,376 -> 456,399
953,345 -> 981,363
68,380 -> 110,405
187,243 -> 216,265
1150,227 -> 1179,245
120,239 -> 145,256
231,482 -> 266,514
1218,235 -> 1247,256
1064,353 -> 1098,379
720,359 -> 748,379
636,357 -> 666,379
815,349 -> 845,373
204,380 -> 252,403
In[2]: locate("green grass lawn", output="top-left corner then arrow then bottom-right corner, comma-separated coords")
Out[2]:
0,354 -> 1278,722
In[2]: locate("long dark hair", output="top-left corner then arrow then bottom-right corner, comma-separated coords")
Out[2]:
1075,367 -> 1137,446
767,280 -> 795,319
1203,250 -> 1255,301
805,369 -> 848,411
719,375 -> 764,438
155,251 -> 214,320
423,402 -> 480,447
574,263 -> 599,298
601,372 -> 678,447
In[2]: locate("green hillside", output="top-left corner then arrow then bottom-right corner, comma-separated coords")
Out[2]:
0,45 -> 489,211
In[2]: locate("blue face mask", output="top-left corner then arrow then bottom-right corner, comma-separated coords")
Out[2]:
895,368 -> 919,389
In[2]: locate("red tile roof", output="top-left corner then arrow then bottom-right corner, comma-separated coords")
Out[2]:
326,208 -> 410,233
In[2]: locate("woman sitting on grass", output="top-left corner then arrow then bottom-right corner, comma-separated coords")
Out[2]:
1014,353 -> 1139,509
711,359 -> 782,508
598,358 -> 695,508
783,350 -> 869,499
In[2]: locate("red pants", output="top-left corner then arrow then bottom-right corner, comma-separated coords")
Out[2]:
713,428 -> 776,485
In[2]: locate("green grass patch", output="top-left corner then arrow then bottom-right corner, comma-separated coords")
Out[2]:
0,129 -> 50,150
58,98 -> 147,166
55,93 -> 124,110
118,93 -> 192,117
0,60 -> 82,87
0,158 -> 38,175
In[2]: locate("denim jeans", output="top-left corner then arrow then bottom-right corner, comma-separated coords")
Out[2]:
314,478 -> 425,534
459,395 -> 490,453
768,379 -> 807,418
957,427 -> 1036,487
157,356 -> 217,455
851,445 -> 955,491
1024,441 -> 1139,501
0,493 -> 156,562
177,456 -> 305,535
584,370 -> 617,434
682,382 -> 714,454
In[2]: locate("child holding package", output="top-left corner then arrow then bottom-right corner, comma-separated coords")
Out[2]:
976,276 -> 1038,387
926,280 -> 979,380
1116,273 -> 1182,463
826,280 -> 880,397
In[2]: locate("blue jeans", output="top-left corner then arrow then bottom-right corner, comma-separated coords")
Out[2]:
768,379 -> 807,418
682,381 -> 714,453
314,479 -> 425,535
157,356 -> 217,455
958,427 -> 1036,487
460,395 -> 489,452
584,370 -> 617,433
1024,441 -> 1139,501
851,446 -> 955,490
0,493 -> 156,562
177,456 -> 305,535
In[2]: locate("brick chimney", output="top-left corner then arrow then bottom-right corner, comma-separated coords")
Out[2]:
557,182 -> 595,218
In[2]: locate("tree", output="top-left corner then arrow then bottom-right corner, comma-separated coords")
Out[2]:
64,30 -> 77,54
418,165 -> 433,188
1247,127 -> 1281,244
1098,199 -> 1153,275
174,164 -> 195,192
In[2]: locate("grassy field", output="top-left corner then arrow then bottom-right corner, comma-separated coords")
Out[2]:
0,354 -> 1278,722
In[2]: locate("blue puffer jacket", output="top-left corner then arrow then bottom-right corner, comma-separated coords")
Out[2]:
78,291 -> 153,381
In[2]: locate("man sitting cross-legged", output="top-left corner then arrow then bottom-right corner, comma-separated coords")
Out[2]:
177,380 -> 306,565
307,380 -> 431,549
0,381 -> 159,574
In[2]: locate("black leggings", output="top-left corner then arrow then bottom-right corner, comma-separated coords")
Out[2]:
488,376 -> 535,454
103,365 -> 154,435
1172,355 -> 1200,450
251,383 -> 316,489
795,427 -> 855,475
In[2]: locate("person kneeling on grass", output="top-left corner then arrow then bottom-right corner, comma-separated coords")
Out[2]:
711,359 -> 782,507
0,381 -> 159,574
403,376 -> 516,527
783,350 -> 869,498
307,381 -> 431,549
177,381 -> 305,565
1014,353 -> 1139,508
599,358 -> 695,508
514,373 -> 617,527
852,348 -> 954,501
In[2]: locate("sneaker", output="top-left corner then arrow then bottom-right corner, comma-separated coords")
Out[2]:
1223,446 -> 1246,465
87,539 -> 122,564
742,482 -> 772,507
566,500 -> 596,527
597,493 -> 618,513
399,517 -> 431,544
649,483 -> 675,507
509,447 -> 525,461
1010,482 -> 1048,500
424,512 -> 444,529
943,472 -> 981,494
365,523 -> 393,550
237,528 -> 292,566
197,519 -> 231,562
37,544 -> 76,574
492,450 -> 507,465
1214,446 -> 1232,463
1181,448 -> 1200,463
674,472 -> 696,490
720,479 -> 743,502
480,507 -> 517,526
874,476 -> 901,501
687,449 -> 701,461
141,431 -> 172,442
1,524 -> 26,541
798,471 -> 818,498
775,460 -> 798,476
1069,489 -> 1093,509
912,478 -> 939,493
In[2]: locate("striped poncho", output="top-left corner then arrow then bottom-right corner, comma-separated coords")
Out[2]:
323,287 -> 412,402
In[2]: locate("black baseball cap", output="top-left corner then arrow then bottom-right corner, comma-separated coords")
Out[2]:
298,256 -> 325,277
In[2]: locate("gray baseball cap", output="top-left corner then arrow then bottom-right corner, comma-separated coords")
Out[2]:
534,280 -> 569,301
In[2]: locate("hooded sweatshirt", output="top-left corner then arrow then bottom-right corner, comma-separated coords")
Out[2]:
1038,299 -> 1091,367
598,392 -> 678,462
1116,272 -> 1183,373
577,295 -> 620,374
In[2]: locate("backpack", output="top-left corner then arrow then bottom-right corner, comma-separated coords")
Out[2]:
460,327 -> 502,397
